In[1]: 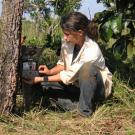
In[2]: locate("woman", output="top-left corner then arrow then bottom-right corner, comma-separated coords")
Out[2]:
25,12 -> 112,117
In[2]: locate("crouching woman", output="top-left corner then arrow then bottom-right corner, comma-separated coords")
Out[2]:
24,12 -> 112,117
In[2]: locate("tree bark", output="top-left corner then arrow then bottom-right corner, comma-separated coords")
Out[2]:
0,0 -> 24,115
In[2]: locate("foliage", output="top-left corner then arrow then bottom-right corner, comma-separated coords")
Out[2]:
24,0 -> 51,21
39,48 -> 58,68
23,0 -> 81,50
1,0 -> 135,132
22,20 -> 46,46
24,0 -> 81,18
23,0 -> 55,48
50,0 -> 81,16
95,0 -> 135,85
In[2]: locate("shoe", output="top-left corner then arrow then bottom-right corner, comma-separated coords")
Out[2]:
77,104 -> 93,117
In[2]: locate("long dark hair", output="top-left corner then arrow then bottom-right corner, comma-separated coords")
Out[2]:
60,12 -> 98,41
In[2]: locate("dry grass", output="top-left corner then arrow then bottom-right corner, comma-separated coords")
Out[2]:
0,77 -> 135,135
0,107 -> 135,135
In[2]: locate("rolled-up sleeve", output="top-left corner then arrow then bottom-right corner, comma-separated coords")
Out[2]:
59,61 -> 84,84
57,59 -> 64,66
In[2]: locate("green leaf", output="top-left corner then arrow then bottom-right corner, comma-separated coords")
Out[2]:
99,15 -> 122,42
113,36 -> 127,60
100,20 -> 113,42
110,15 -> 122,35
132,22 -> 135,29
127,41 -> 134,59
121,21 -> 130,36
94,12 -> 103,21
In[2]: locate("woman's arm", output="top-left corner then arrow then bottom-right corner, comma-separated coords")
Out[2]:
23,73 -> 61,84
39,64 -> 64,75
49,64 -> 64,75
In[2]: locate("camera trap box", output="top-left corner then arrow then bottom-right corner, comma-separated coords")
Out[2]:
21,45 -> 44,80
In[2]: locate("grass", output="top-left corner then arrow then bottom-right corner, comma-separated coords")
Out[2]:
0,76 -> 135,135
1,20 -> 135,134
1,8 -> 135,135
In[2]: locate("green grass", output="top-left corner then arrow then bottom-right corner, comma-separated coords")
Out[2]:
0,75 -> 135,135
1,19 -> 135,135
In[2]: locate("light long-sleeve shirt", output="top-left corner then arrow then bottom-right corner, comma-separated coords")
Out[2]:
57,36 -> 112,97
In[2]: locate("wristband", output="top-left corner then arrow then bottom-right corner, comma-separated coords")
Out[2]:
43,76 -> 48,82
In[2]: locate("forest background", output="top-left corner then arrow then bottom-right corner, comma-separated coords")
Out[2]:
0,0 -> 135,134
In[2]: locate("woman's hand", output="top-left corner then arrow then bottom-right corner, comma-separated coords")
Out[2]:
23,77 -> 44,85
38,65 -> 50,75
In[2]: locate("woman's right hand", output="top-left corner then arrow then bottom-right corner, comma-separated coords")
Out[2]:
38,65 -> 50,75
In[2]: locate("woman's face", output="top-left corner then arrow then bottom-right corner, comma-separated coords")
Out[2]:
62,29 -> 83,45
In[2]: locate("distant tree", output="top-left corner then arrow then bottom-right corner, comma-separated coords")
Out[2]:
0,0 -> 24,115
50,0 -> 81,16
23,0 -> 81,48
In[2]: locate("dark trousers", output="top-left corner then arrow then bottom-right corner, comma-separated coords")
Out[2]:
41,62 -> 105,117
78,62 -> 105,116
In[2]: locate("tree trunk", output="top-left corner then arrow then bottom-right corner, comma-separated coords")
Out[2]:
0,0 -> 24,115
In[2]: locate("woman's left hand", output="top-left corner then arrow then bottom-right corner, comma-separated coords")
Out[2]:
22,77 -> 43,85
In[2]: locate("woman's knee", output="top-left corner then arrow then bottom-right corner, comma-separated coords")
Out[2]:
79,62 -> 98,80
